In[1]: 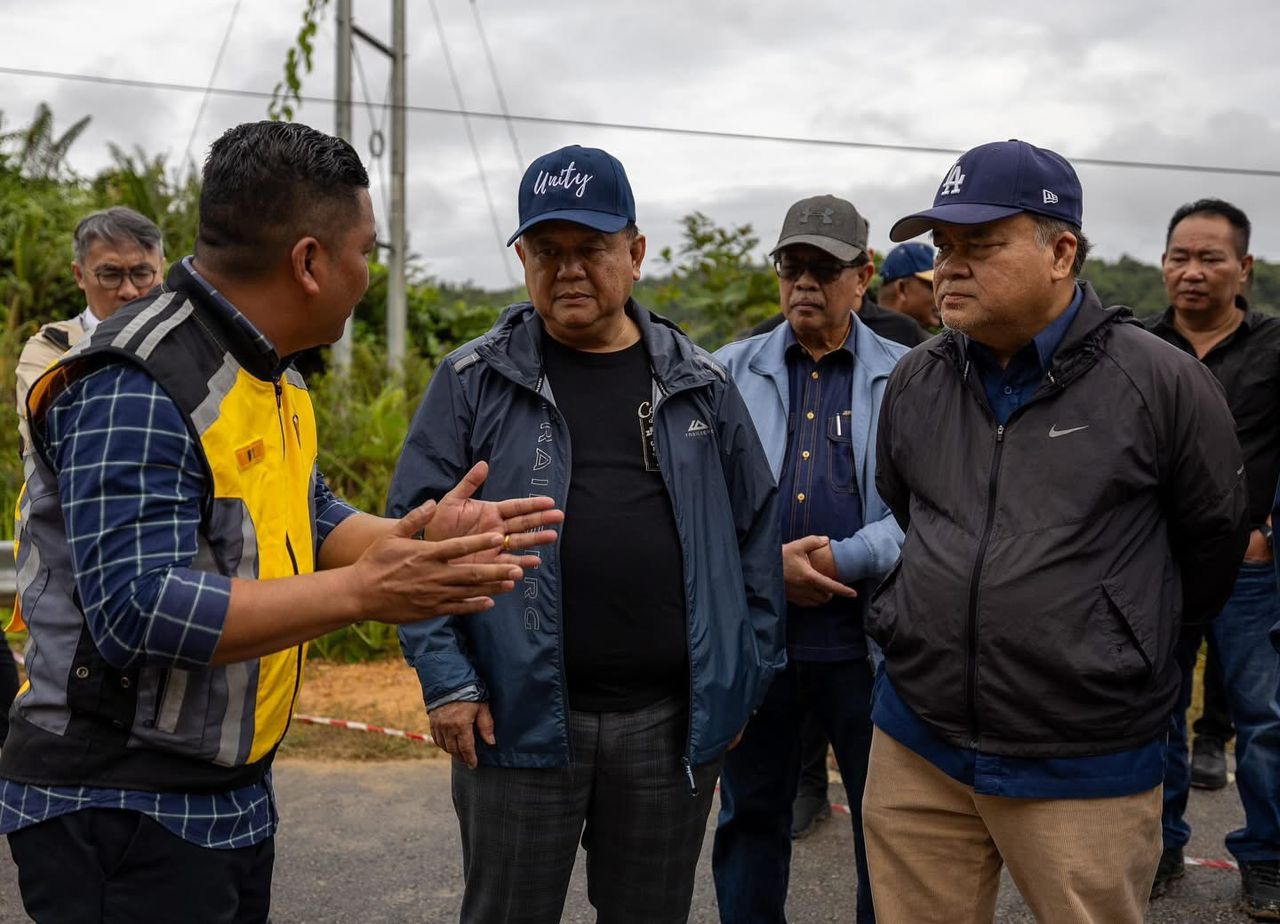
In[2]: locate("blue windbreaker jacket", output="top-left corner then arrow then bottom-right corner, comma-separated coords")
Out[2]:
388,301 -> 785,769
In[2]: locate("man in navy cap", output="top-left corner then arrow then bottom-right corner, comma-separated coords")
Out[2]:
389,144 -> 784,924
877,241 -> 940,331
862,140 -> 1248,922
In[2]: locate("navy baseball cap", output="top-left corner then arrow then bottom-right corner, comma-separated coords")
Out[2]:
880,242 -> 935,282
507,145 -> 636,246
889,140 -> 1083,242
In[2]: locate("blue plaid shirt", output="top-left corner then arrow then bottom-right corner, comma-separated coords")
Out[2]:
1,259 -> 358,848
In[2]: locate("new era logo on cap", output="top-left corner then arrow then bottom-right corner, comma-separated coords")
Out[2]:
889,140 -> 1083,242
507,145 -> 636,246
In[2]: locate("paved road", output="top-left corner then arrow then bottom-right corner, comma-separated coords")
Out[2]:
0,759 -> 1258,921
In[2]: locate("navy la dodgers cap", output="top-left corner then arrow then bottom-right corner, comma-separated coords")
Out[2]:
507,145 -> 636,246
889,140 -> 1083,242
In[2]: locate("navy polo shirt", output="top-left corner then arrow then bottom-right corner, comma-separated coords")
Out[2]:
873,285 -> 1167,798
777,321 -> 865,661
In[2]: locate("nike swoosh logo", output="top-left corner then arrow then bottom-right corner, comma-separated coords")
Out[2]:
1048,424 -> 1089,438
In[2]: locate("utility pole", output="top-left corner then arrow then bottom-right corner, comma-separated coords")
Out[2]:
332,0 -> 354,373
330,1 -> 406,374
387,0 -> 407,373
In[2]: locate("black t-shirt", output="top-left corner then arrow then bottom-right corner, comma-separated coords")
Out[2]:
541,332 -> 689,712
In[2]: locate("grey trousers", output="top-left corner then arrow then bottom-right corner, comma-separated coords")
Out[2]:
451,695 -> 722,924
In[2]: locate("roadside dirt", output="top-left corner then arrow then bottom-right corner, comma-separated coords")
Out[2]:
281,657 -> 445,761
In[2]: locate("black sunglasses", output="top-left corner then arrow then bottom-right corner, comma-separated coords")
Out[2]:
773,256 -> 862,284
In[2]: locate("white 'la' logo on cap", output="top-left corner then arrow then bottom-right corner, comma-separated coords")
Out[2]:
939,163 -> 966,196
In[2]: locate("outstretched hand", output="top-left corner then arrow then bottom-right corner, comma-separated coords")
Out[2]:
354,500 -> 522,622
425,461 -> 563,566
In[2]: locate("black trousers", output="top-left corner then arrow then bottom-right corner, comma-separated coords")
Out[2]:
8,809 -> 274,924
451,695 -> 720,924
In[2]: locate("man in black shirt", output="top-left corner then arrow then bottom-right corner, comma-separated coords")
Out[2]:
1146,199 -> 1280,918
391,145 -> 784,924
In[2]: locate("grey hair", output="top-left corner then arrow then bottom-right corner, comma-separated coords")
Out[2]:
1032,215 -> 1090,276
72,207 -> 165,265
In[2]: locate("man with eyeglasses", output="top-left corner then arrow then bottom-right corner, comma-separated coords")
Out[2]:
712,195 -> 908,923
15,207 -> 165,450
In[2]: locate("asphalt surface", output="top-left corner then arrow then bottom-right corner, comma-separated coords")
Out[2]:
0,759 -> 1260,922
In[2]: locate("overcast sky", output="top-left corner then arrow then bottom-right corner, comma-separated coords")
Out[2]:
3,0 -> 1278,290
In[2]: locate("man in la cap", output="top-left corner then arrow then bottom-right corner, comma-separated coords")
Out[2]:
877,241 -> 940,331
711,194 -> 907,923
863,139 -> 1248,922
389,144 -> 784,923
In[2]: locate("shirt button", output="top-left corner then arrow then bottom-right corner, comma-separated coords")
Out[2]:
74,666 -> 90,680
806,411 -> 815,420
811,371 -> 819,380
797,493 -> 806,502
802,450 -> 811,460
1002,385 -> 1014,395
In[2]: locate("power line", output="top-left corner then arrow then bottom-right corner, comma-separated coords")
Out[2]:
469,0 -> 523,167
180,0 -> 243,177
426,0 -> 516,285
4,64 -> 1280,180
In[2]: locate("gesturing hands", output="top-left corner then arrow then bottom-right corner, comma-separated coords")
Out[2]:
356,462 -> 563,622
426,461 -> 564,562
783,536 -> 858,607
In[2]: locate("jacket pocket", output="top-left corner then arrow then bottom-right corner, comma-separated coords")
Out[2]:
1099,579 -> 1155,686
865,556 -> 903,649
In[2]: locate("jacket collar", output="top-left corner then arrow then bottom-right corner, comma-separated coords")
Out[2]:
745,309 -> 902,381
476,299 -> 720,395
936,281 -> 1133,389
1149,294 -> 1254,338
167,257 -> 284,380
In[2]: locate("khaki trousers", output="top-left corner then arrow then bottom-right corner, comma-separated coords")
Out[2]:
862,728 -> 1162,924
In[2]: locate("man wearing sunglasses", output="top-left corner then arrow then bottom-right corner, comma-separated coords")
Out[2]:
15,207 -> 165,450
712,195 -> 908,923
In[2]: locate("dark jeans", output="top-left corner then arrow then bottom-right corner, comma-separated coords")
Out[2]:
713,658 -> 875,924
0,637 -> 18,746
451,695 -> 721,924
7,808 -> 273,923
1163,562 -> 1280,861
795,711 -> 829,801
1193,635 -> 1235,745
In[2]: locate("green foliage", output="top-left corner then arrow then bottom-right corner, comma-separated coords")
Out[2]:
1081,255 -> 1168,319
269,0 -> 330,121
652,212 -> 779,348
308,340 -> 432,514
90,145 -> 202,259
307,619 -> 401,663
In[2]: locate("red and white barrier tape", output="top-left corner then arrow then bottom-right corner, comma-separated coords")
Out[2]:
293,713 -> 435,745
8,647 -> 1246,875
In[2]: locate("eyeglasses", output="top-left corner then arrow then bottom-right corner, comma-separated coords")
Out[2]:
773,256 -> 861,284
92,265 -> 158,291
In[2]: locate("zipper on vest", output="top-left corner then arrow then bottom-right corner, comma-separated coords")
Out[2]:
273,380 -> 288,452
964,423 -> 1005,748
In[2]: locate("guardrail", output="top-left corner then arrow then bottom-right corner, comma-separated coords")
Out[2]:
0,541 -> 14,603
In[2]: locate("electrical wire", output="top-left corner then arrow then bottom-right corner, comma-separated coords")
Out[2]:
352,38 -> 393,233
469,0 -> 523,167
180,0 -> 243,177
4,64 -> 1279,180
427,0 -> 517,284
